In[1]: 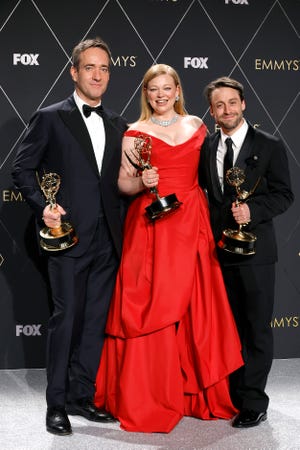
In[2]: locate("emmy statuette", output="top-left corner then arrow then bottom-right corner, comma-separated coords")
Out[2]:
125,134 -> 182,220
218,167 -> 260,255
38,172 -> 78,251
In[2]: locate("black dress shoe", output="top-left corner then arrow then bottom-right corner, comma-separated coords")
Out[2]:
46,406 -> 72,435
232,409 -> 267,428
66,397 -> 116,423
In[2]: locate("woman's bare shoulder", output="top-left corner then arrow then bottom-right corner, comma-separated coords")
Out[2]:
183,115 -> 203,127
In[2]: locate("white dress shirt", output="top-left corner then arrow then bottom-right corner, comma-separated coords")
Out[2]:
73,91 -> 106,174
216,119 -> 249,190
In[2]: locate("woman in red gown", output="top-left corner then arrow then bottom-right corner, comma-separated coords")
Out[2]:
95,64 -> 243,433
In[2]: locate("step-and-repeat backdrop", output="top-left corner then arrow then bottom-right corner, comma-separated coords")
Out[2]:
0,0 -> 299,368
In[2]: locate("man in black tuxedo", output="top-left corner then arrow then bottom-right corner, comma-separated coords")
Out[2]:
12,37 -> 128,435
199,77 -> 294,428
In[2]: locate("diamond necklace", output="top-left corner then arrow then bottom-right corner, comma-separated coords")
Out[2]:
150,114 -> 178,127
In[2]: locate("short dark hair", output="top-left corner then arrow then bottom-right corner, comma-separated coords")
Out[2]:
71,37 -> 111,69
204,77 -> 244,104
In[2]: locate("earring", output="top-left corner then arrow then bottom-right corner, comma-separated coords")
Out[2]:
175,95 -> 179,102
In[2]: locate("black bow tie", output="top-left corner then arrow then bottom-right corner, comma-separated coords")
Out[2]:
82,104 -> 103,118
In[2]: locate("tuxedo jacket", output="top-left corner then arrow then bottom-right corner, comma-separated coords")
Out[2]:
12,95 -> 128,258
199,122 -> 294,266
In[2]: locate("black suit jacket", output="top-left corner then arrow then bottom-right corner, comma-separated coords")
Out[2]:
199,122 -> 294,266
12,95 -> 128,258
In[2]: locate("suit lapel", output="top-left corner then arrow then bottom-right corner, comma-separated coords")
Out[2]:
58,96 -> 99,176
235,124 -> 255,171
210,132 -> 223,200
235,124 -> 261,193
100,109 -> 124,175
100,111 -> 115,175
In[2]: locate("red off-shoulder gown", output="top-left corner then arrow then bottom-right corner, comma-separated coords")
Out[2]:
94,125 -> 243,433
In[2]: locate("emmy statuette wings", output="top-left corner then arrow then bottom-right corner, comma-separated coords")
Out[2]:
125,134 -> 182,220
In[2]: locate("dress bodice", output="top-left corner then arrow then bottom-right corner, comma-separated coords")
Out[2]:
124,125 -> 207,195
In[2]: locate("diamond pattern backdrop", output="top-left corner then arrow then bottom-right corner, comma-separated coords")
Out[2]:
0,0 -> 299,368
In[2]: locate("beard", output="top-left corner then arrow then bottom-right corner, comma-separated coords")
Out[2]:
218,114 -> 243,132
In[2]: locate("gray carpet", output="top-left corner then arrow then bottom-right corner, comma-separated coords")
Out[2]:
1,359 -> 299,450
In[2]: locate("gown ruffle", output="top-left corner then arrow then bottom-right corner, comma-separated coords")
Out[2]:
94,125 -> 243,433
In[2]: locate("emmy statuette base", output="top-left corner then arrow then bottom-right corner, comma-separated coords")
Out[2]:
145,193 -> 182,221
40,222 -> 78,252
218,229 -> 257,255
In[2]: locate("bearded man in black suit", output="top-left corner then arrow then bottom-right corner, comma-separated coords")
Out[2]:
12,37 -> 128,435
199,77 -> 294,428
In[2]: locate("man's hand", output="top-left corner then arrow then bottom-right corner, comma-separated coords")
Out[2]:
231,202 -> 251,225
42,204 -> 66,228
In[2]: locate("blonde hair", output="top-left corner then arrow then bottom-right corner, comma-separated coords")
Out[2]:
139,64 -> 187,121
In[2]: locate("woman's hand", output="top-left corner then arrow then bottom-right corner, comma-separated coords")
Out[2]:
141,167 -> 159,188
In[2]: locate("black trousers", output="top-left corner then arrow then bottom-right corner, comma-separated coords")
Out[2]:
222,264 -> 275,412
46,217 -> 119,407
